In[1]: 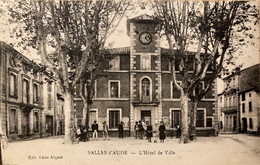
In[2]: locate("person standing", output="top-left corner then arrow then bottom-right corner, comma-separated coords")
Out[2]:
176,124 -> 181,138
138,120 -> 143,139
76,126 -> 81,143
82,126 -> 87,142
103,121 -> 109,140
158,121 -> 166,143
134,121 -> 139,139
92,120 -> 98,140
142,120 -> 147,139
118,121 -> 124,138
146,122 -> 153,142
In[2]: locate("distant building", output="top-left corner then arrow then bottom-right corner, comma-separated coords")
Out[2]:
218,67 -> 240,132
239,64 -> 260,133
0,41 -> 64,140
218,64 -> 260,133
75,14 -> 218,137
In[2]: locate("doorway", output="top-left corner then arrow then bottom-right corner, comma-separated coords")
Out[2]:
46,116 -> 53,135
242,117 -> 247,133
233,116 -> 237,132
141,110 -> 151,123
22,111 -> 30,136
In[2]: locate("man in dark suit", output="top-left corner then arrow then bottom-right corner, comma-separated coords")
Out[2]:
91,120 -> 98,140
118,121 -> 124,138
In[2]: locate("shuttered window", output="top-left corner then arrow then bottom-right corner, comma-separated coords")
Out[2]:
196,110 -> 204,127
109,111 -> 119,129
10,109 -> 18,133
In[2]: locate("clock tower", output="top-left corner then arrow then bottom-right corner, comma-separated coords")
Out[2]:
127,14 -> 162,134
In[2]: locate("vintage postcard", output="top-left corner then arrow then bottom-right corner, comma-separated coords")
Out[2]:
0,1 -> 259,165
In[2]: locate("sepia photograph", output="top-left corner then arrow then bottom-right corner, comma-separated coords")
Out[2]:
0,0 -> 259,165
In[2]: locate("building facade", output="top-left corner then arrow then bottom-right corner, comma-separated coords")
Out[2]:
75,15 -> 218,136
239,64 -> 260,133
0,41 -> 64,140
218,64 -> 260,133
218,67 -> 240,132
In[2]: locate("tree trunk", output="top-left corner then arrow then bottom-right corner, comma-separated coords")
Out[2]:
179,92 -> 190,143
63,90 -> 76,144
86,103 -> 91,129
189,100 -> 198,140
82,103 -> 87,127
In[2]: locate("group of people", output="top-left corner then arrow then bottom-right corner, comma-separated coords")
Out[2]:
134,120 -> 167,143
76,120 -> 180,143
75,125 -> 88,142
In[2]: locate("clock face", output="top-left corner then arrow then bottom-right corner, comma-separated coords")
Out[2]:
139,32 -> 152,45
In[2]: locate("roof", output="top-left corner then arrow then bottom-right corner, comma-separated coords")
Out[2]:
0,41 -> 30,62
108,47 -> 197,56
239,64 -> 260,93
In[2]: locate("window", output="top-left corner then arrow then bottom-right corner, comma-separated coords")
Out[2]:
171,110 -> 181,128
233,96 -> 236,106
249,102 -> 252,112
188,56 -> 194,71
33,112 -> 39,131
77,119 -> 82,126
196,110 -> 204,127
249,118 -> 253,129
141,78 -> 151,102
85,80 -> 97,98
23,79 -> 29,103
109,81 -> 120,98
171,81 -> 181,98
249,93 -> 251,97
206,118 -> 213,127
175,57 -> 180,71
89,110 -> 97,127
109,55 -> 120,70
229,97 -> 232,107
9,73 -> 17,98
141,55 -> 150,70
242,93 -> 245,101
225,98 -> 227,107
242,103 -> 245,113
48,93 -> 52,110
195,82 -> 204,96
109,110 -> 120,129
10,109 -> 18,133
48,83 -> 52,110
47,83 -> 52,92
220,97 -> 222,103
33,83 -> 39,103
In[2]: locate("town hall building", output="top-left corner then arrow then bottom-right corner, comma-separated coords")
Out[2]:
74,15 -> 218,137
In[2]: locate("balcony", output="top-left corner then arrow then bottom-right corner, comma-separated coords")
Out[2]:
221,106 -> 237,113
132,94 -> 160,107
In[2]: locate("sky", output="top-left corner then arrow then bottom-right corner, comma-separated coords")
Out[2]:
0,1 -> 259,94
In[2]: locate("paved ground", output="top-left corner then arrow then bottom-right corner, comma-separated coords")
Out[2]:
2,134 -> 260,165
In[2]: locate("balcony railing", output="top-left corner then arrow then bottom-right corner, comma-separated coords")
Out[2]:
132,94 -> 160,106
221,106 -> 237,113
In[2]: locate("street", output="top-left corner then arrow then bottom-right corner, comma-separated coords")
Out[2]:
2,134 -> 260,165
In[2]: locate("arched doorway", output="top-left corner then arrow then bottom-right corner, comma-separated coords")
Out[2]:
242,117 -> 247,133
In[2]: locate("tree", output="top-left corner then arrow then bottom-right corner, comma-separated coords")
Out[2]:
8,1 -> 131,144
153,1 -> 258,143
79,49 -> 112,133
